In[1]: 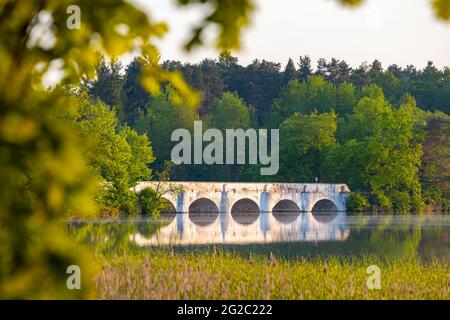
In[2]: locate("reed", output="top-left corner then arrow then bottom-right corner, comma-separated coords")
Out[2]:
94,250 -> 449,300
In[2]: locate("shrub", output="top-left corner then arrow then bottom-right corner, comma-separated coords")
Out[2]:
390,191 -> 411,213
138,188 -> 160,216
102,182 -> 138,215
371,191 -> 392,210
410,192 -> 425,212
422,187 -> 450,211
346,193 -> 370,211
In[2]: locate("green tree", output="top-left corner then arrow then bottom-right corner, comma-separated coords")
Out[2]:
324,88 -> 423,211
346,193 -> 370,211
84,57 -> 124,107
122,57 -> 150,125
205,92 -> 252,180
270,76 -> 337,125
368,59 -> 383,81
371,71 -> 401,104
122,126 -> 155,184
283,58 -> 297,85
327,58 -> 342,84
134,88 -> 198,171
337,60 -> 352,83
433,67 -> 450,114
239,59 -> 282,126
409,61 -> 448,114
206,92 -> 251,129
137,163 -> 179,216
350,62 -> 370,88
69,98 -> 154,215
193,59 -> 225,116
335,82 -> 357,116
420,111 -> 450,209
298,55 -> 312,81
278,112 -> 337,181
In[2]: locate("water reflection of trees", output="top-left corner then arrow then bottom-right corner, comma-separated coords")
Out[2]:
418,224 -> 450,263
68,215 -> 449,263
69,219 -> 165,253
334,216 -> 447,262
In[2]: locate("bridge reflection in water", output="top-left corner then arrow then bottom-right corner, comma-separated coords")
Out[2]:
131,211 -> 350,246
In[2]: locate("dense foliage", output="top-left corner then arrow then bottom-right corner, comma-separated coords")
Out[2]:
162,54 -> 450,119
346,193 -> 370,212
86,54 -> 450,212
58,97 -> 155,216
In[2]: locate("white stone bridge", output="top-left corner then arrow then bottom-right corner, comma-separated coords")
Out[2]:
134,181 -> 350,214
132,182 -> 351,245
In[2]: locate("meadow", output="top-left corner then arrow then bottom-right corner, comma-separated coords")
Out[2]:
94,249 -> 449,300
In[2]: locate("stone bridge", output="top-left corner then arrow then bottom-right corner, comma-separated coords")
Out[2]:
134,182 -> 350,214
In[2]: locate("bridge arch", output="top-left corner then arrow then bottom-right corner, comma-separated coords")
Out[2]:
158,197 -> 177,224
160,197 -> 177,214
310,199 -> 340,223
272,199 -> 301,223
231,198 -> 260,225
188,198 -> 219,226
272,199 -> 301,213
188,197 -> 219,213
311,199 -> 338,212
307,198 -> 342,225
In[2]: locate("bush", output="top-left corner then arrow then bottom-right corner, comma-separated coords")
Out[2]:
411,192 -> 425,212
138,188 -> 160,216
101,182 -> 138,215
371,191 -> 392,210
346,193 -> 370,211
390,191 -> 411,213
422,187 -> 450,211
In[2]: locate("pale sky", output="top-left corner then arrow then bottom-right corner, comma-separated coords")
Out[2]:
131,0 -> 450,70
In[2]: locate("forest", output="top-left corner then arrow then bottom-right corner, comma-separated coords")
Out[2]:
68,52 -> 450,214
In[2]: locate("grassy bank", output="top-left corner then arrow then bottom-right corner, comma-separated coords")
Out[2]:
94,250 -> 449,299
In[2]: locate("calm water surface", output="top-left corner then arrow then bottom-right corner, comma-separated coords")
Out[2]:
70,212 -> 450,262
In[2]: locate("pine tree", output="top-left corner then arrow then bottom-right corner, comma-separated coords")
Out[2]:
283,58 -> 296,85
298,55 -> 312,81
122,57 -> 150,124
316,58 -> 328,78
87,57 -> 124,107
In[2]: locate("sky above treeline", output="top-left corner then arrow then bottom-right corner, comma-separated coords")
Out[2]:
131,0 -> 450,69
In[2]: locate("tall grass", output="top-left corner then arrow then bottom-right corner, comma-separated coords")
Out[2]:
94,250 -> 449,299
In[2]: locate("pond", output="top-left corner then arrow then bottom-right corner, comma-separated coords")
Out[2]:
69,212 -> 450,263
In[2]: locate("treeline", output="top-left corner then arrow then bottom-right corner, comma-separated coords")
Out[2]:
163,53 -> 450,123
75,53 -> 449,213
87,52 -> 450,125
